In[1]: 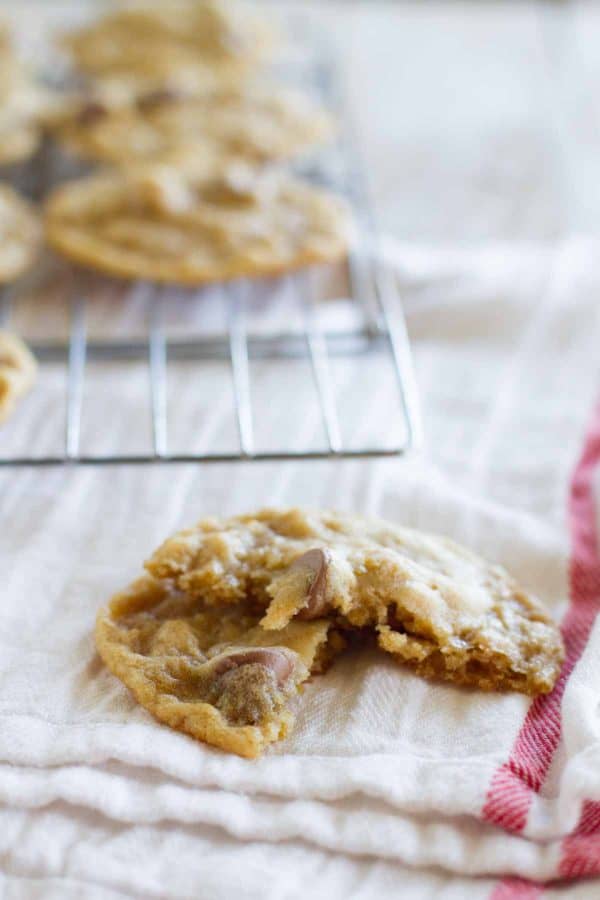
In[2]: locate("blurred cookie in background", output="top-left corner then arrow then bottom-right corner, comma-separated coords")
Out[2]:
0,22 -> 48,166
44,164 -> 350,285
0,184 -> 41,283
0,329 -> 37,426
52,81 -> 334,171
59,0 -> 279,84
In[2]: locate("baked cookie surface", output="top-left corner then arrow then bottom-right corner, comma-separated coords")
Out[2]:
45,166 -> 349,284
56,83 -> 334,169
0,26 -> 43,164
61,0 -> 277,81
145,507 -> 564,696
95,574 -> 341,758
0,329 -> 37,424
0,185 -> 41,284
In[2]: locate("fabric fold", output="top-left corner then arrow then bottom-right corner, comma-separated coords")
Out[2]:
3,239 -> 600,893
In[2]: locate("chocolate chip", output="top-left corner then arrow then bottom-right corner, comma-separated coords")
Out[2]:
200,173 -> 258,208
136,88 -> 184,113
292,548 -> 331,620
209,648 -> 294,686
386,607 -> 405,632
76,101 -> 109,126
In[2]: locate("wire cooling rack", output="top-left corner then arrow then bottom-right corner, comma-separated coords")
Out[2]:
0,27 -> 422,467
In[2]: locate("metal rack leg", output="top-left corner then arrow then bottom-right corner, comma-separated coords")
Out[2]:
65,294 -> 88,460
0,287 -> 12,328
374,262 -> 423,452
148,289 -> 168,458
228,282 -> 255,457
301,276 -> 342,453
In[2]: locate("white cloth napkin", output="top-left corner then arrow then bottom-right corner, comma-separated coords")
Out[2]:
2,238 -> 600,898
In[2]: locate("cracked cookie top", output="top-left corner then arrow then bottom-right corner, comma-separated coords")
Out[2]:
145,507 -> 564,696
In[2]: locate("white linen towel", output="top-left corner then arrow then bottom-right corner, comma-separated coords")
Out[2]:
2,238 -> 600,897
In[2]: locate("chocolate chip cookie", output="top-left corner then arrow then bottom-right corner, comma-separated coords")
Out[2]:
0,25 -> 44,165
55,83 -> 334,170
45,166 -> 349,285
0,185 -> 41,284
60,0 -> 277,83
96,574 -> 344,758
145,507 -> 565,696
0,329 -> 37,424
97,509 -> 564,757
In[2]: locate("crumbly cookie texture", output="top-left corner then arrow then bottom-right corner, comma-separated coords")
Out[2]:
60,0 -> 277,81
95,574 -> 342,758
55,83 -> 334,170
0,186 -> 41,284
45,166 -> 349,285
145,507 -> 564,696
0,329 -> 37,424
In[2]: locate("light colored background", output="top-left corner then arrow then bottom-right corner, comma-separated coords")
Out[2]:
320,0 -> 600,240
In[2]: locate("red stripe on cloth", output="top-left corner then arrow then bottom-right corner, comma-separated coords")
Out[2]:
489,877 -> 543,900
559,829 -> 600,879
559,800 -> 600,878
483,402 -> 600,852
483,764 -> 535,833
570,800 -> 600,837
556,409 -> 600,881
484,591 -> 598,828
558,802 -> 600,879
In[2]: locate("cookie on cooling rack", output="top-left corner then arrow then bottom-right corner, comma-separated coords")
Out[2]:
54,82 -> 334,170
0,24 -> 45,166
0,329 -> 37,425
95,574 -> 345,758
145,507 -> 565,696
60,0 -> 277,82
0,185 -> 41,284
44,165 -> 350,285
